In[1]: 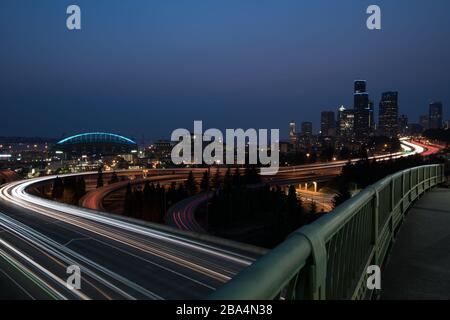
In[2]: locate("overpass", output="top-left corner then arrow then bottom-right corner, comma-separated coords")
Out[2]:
210,164 -> 446,299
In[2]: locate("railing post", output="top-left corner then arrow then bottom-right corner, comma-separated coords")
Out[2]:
401,172 -> 406,216
389,178 -> 395,239
372,189 -> 379,265
409,168 -> 413,202
295,225 -> 327,300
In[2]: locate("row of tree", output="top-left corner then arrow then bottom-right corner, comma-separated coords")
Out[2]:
51,175 -> 86,204
121,166 -> 262,222
331,155 -> 438,208
423,129 -> 450,144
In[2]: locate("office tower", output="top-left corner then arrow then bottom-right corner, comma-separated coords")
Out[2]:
338,106 -> 355,140
419,115 -> 429,131
321,111 -> 336,136
353,80 -> 370,141
301,122 -> 313,136
378,91 -> 399,138
429,102 -> 443,129
368,100 -> 375,133
289,121 -> 297,146
354,80 -> 366,94
398,114 -> 409,135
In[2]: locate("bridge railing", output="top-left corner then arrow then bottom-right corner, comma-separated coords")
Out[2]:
209,164 -> 445,300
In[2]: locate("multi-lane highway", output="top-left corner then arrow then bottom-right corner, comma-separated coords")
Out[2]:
166,139 -> 430,232
0,139 -> 438,299
0,176 -> 264,300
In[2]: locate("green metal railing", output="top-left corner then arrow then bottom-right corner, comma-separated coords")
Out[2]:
209,164 -> 445,300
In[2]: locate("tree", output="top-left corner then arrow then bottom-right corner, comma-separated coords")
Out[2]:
185,171 -> 197,195
109,171 -> 119,184
51,176 -> 64,199
63,176 -> 77,204
75,176 -> 86,200
200,170 -> 210,191
232,167 -> 241,188
123,183 -> 133,217
96,166 -> 104,188
212,168 -> 221,189
309,200 -> 317,215
332,182 -> 352,208
223,167 -> 232,190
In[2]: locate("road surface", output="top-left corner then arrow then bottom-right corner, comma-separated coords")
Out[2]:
0,176 -> 263,300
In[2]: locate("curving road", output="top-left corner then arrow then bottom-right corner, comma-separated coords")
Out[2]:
0,139 -> 437,299
0,175 -> 263,300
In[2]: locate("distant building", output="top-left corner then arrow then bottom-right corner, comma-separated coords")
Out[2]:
398,114 -> 409,135
409,123 -> 423,136
353,80 -> 370,141
279,141 -> 290,154
152,140 -> 174,163
419,115 -> 429,131
54,132 -> 138,160
354,80 -> 367,94
301,122 -> 313,136
289,121 -> 298,146
429,102 -> 443,129
378,91 -> 399,138
320,111 -> 336,137
338,106 -> 355,140
368,100 -> 375,134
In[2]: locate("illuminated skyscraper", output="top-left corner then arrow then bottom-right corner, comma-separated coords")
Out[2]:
338,106 -> 355,140
321,111 -> 336,136
399,114 -> 409,135
419,115 -> 429,131
289,121 -> 298,146
353,80 -> 370,141
379,91 -> 399,138
429,102 -> 443,129
301,122 -> 313,136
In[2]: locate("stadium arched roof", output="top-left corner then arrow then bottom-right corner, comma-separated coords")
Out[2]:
56,132 -> 137,146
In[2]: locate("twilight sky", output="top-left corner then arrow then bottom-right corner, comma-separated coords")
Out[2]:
0,0 -> 449,141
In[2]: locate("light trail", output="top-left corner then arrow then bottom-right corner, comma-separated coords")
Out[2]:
0,170 -> 260,299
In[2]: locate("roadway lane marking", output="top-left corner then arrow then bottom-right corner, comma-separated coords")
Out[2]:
63,237 -> 92,247
0,212 -> 159,300
0,265 -> 35,299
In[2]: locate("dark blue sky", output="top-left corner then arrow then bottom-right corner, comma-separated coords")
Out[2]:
1,0 -> 449,141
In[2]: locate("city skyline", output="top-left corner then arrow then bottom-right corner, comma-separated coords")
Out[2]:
1,0 -> 449,140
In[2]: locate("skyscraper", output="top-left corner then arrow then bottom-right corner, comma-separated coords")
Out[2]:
419,115 -> 429,131
301,122 -> 313,136
378,91 -> 399,138
354,80 -> 366,94
289,121 -> 297,146
320,111 -> 336,136
338,106 -> 355,140
353,80 -> 370,141
429,102 -> 443,129
399,114 -> 409,135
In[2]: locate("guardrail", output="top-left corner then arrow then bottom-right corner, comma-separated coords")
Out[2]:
209,164 -> 445,300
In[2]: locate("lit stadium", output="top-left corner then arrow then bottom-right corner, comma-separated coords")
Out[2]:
54,132 -> 138,158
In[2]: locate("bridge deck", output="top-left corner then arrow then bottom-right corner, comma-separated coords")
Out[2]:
382,187 -> 450,299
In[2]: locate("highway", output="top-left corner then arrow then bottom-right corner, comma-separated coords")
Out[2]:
0,176 -> 263,299
166,139 -> 430,232
0,139 -> 438,299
